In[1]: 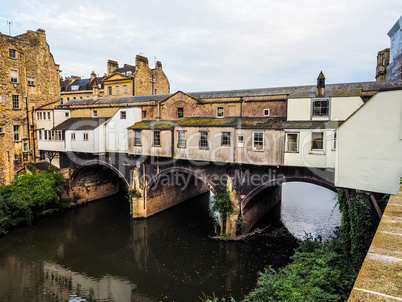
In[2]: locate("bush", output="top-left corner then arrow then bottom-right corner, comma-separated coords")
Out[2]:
0,170 -> 65,235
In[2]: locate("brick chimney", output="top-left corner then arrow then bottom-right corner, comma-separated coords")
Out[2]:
135,55 -> 149,69
107,60 -> 119,75
317,71 -> 325,96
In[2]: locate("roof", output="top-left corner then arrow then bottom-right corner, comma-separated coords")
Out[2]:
129,117 -> 342,130
61,94 -> 171,106
54,118 -> 110,131
60,76 -> 105,92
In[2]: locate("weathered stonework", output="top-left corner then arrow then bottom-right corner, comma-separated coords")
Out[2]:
0,29 -> 60,185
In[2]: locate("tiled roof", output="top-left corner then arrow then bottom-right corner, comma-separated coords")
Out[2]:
129,117 -> 342,130
61,94 -> 171,106
54,118 -> 110,131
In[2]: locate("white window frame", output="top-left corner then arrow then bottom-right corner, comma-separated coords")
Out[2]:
83,133 -> 89,141
120,111 -> 126,119
221,132 -> 231,146
13,125 -> 21,141
252,132 -> 264,151
312,98 -> 330,117
263,109 -> 270,116
70,85 -> 79,91
71,133 -> 76,141
311,131 -> 325,153
92,110 -> 97,117
286,132 -> 299,153
11,70 -> 18,83
237,135 -> 244,148
199,131 -> 209,149
153,130 -> 161,146
27,77 -> 34,86
177,130 -> 186,148
134,130 -> 142,146
217,106 -> 224,118
123,85 -> 127,94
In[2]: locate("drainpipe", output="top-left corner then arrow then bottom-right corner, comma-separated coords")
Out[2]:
279,129 -> 283,165
31,106 -> 36,161
239,97 -> 243,117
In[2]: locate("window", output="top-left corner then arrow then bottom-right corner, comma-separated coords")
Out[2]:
123,85 -> 127,94
12,95 -> 19,109
332,130 -> 337,150
237,135 -> 244,148
120,111 -> 126,119
0,127 -> 3,134
73,97 -> 76,100
177,107 -> 184,119
92,110 -> 97,117
312,99 -> 329,116
217,106 -> 224,117
71,133 -> 76,140
80,97 -> 83,99
153,130 -> 160,146
60,98 -> 63,105
177,130 -> 186,148
11,70 -> 18,83
108,86 -> 112,95
142,110 -> 147,119
13,125 -> 21,141
83,133 -> 89,141
126,71 -> 132,76
38,130 -> 42,140
221,132 -> 231,146
36,112 -> 42,120
65,112 -> 69,117
253,132 -> 264,151
70,85 -> 79,91
9,49 -> 16,59
134,130 -> 142,146
47,112 -> 51,120
199,131 -> 209,149
311,131 -> 324,151
23,143 -> 29,152
264,109 -> 270,116
40,150 -> 46,161
27,77 -> 35,86
286,133 -> 299,153
116,86 -> 120,95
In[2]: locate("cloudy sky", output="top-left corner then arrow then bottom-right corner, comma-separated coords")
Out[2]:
1,1 -> 400,93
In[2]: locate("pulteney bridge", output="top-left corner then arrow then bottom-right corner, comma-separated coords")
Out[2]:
60,151 -> 335,235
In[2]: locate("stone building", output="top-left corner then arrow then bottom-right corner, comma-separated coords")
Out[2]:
375,48 -> 390,81
0,28 -> 60,185
60,55 -> 170,104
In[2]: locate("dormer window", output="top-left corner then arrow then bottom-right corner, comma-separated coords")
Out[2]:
312,99 -> 329,117
93,110 -> 97,117
70,85 -> 79,91
217,106 -> 224,117
177,107 -> 184,119
126,71 -> 132,76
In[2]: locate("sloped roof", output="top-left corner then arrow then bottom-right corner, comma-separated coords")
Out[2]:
61,94 -> 171,106
129,117 -> 342,130
54,118 -> 110,131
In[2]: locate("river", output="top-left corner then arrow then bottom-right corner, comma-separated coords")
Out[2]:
0,192 -> 298,302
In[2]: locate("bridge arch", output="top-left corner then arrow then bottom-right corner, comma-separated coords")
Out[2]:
241,176 -> 336,233
71,159 -> 130,190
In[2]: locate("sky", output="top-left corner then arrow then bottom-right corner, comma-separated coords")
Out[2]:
0,1 -> 401,93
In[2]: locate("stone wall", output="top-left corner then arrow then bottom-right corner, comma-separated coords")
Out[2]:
0,29 -> 60,184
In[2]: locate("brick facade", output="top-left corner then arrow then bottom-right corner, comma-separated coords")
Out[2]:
0,29 -> 60,184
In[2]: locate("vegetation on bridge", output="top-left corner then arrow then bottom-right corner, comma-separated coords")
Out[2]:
211,184 -> 234,238
206,190 -> 389,302
0,167 -> 67,235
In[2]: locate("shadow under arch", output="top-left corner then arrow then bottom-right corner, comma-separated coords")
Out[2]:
71,159 -> 130,190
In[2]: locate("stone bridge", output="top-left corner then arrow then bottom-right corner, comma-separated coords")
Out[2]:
60,151 -> 335,234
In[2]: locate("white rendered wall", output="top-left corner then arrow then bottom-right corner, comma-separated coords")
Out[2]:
335,90 -> 402,194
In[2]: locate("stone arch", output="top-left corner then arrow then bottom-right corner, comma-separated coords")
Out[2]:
72,160 -> 130,190
241,176 -> 336,233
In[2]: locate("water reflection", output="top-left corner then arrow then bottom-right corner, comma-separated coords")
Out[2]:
281,182 -> 341,240
0,192 -> 297,302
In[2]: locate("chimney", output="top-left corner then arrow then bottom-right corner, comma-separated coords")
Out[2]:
156,61 -> 162,69
136,55 -> 149,69
90,71 -> 96,80
107,60 -> 119,75
317,71 -> 325,96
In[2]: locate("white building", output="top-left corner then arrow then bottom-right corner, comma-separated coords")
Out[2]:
335,89 -> 402,195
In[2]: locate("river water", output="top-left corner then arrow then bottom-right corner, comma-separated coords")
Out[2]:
0,192 -> 298,302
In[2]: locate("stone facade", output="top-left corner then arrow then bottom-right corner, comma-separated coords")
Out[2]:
60,55 -> 170,103
376,48 -> 390,81
0,29 -> 60,184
